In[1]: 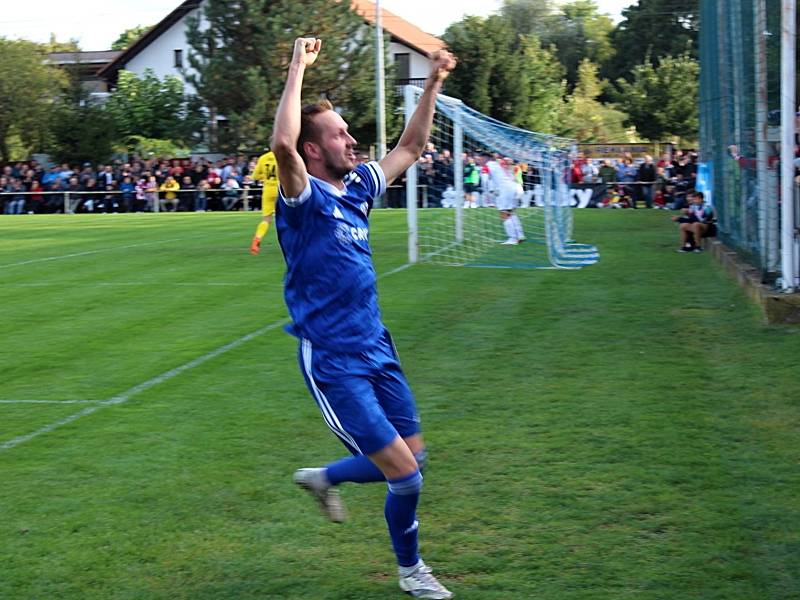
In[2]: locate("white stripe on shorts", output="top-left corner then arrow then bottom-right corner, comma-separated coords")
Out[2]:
301,339 -> 363,454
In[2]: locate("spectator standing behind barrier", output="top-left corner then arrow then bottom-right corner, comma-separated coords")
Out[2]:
637,155 -> 657,209
194,179 -> 209,212
28,180 -> 44,213
617,158 -> 637,207
598,159 -> 616,184
581,158 -> 599,183
179,175 -> 195,211
120,176 -> 136,212
145,175 -> 159,211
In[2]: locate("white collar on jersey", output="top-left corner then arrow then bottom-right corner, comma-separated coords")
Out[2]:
308,173 -> 346,197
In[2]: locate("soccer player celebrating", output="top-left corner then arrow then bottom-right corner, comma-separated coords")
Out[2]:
250,148 -> 279,255
272,37 -> 456,599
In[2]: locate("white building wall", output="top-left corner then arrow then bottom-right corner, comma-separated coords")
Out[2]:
118,11 -> 430,92
387,41 -> 430,80
123,10 -> 202,93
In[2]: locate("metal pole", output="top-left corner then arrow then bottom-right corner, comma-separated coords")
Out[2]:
780,0 -> 796,291
453,103 -> 464,243
404,85 -> 418,263
375,0 -> 387,161
754,0 -> 776,271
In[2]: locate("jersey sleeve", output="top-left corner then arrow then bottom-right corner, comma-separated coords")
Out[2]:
252,157 -> 265,181
356,161 -> 387,200
278,179 -> 315,228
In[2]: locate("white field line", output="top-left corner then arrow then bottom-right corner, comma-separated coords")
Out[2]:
0,262 -> 415,452
2,282 -> 276,288
0,400 -> 99,405
0,238 -> 189,270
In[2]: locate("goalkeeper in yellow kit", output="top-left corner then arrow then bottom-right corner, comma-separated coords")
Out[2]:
250,149 -> 280,255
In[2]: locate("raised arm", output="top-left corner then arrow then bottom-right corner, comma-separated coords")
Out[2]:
271,37 -> 322,198
379,50 -> 457,185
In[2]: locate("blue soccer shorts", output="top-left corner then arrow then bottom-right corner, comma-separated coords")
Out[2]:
297,328 -> 421,456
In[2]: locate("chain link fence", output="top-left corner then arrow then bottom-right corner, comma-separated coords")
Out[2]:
699,0 -> 790,283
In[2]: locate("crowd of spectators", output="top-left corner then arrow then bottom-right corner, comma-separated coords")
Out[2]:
0,156 -> 274,215
570,149 -> 700,209
390,143 -> 543,209
2,148 -> 702,215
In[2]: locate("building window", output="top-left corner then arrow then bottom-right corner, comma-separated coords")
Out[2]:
394,53 -> 410,81
174,49 -> 183,69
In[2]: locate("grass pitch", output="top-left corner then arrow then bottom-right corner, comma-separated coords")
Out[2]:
0,210 -> 798,599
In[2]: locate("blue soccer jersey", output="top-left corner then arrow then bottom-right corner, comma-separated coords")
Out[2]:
275,161 -> 387,352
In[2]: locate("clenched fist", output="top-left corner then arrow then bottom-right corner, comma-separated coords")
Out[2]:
429,50 -> 457,83
292,37 -> 322,67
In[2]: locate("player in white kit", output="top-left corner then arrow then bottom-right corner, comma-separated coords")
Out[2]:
483,154 -> 525,245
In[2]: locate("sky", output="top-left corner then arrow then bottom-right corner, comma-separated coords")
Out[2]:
0,0 -> 631,51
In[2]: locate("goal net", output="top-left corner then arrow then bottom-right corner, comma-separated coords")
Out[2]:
401,86 -> 599,269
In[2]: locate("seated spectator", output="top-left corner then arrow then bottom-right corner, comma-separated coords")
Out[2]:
178,175 -> 195,211
96,184 -> 119,213
5,179 -> 26,214
28,180 -> 45,213
42,166 -> 61,187
159,176 -> 180,211
65,177 -> 82,213
673,191 -> 716,253
46,179 -> 65,213
81,177 -> 100,212
222,176 -> 241,210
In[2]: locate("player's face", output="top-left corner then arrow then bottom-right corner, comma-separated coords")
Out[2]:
314,110 -> 358,179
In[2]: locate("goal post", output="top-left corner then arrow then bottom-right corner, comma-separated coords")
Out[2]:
403,85 -> 599,270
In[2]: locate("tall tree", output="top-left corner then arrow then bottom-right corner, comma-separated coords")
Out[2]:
442,16 -> 564,132
500,0 -> 555,41
185,0 -> 398,153
49,63 -> 117,165
603,0 -> 699,84
103,69 -> 204,148
499,0 -> 614,90
558,59 -> 632,142
614,52 -> 699,141
549,1 -> 615,90
111,25 -> 153,51
0,38 -> 66,162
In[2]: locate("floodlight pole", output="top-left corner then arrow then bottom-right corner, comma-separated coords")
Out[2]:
375,0 -> 387,160
780,0 -> 796,291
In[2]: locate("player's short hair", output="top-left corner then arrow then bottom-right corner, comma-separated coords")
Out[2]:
297,99 -> 334,164
691,190 -> 704,200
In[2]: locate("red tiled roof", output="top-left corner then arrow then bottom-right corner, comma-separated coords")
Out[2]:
351,0 -> 445,57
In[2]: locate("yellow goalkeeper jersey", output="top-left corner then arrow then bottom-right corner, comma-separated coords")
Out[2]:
253,151 -> 279,189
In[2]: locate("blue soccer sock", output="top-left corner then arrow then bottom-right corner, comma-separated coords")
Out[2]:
385,470 -> 422,567
325,454 -> 384,485
325,450 -> 427,486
